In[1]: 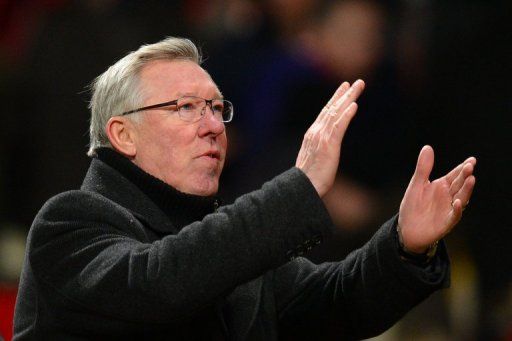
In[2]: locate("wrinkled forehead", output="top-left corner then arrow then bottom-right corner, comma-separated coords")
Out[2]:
138,59 -> 223,100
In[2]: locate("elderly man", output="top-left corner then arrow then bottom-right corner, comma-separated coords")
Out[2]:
14,37 -> 476,340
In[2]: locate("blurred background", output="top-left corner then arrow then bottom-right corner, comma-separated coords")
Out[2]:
0,0 -> 511,340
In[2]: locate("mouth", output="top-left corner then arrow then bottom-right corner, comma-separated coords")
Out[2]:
200,150 -> 221,161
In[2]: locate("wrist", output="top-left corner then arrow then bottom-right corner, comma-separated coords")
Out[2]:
396,223 -> 438,264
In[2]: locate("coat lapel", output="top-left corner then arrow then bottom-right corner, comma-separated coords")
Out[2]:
81,158 -> 178,234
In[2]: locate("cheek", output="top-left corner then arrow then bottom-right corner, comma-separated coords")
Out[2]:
219,133 -> 228,155
138,123 -> 194,170
157,133 -> 196,171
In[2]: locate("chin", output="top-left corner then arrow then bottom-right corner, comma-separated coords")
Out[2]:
186,177 -> 219,196
190,185 -> 218,197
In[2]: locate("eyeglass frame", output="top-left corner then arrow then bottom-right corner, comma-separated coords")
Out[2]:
120,96 -> 234,123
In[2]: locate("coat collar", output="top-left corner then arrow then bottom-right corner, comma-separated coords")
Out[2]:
81,158 -> 176,234
81,154 -> 218,234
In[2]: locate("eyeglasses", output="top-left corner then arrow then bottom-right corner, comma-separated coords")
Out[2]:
121,96 -> 234,123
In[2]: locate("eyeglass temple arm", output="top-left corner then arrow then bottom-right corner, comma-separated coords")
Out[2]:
121,100 -> 178,116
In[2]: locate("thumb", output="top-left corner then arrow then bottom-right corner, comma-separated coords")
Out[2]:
412,145 -> 434,184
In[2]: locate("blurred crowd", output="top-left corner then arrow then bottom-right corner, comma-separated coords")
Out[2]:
1,0 -> 511,340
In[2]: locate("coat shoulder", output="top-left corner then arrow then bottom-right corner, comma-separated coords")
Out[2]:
36,189 -> 132,224
29,189 -> 146,251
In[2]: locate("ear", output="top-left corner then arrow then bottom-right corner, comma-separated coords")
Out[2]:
105,116 -> 137,158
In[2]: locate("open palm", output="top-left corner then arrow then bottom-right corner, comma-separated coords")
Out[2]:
398,146 -> 476,253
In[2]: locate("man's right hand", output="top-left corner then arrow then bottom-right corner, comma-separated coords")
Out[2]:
295,80 -> 365,197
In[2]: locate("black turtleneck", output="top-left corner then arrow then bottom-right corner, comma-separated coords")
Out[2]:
95,147 -> 220,230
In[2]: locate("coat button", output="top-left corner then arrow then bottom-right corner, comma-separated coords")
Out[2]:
312,235 -> 323,245
304,240 -> 314,251
295,245 -> 306,256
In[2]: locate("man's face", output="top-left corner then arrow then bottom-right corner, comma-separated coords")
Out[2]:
131,59 -> 227,196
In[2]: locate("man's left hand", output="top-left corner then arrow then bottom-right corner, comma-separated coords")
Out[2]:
398,145 -> 476,254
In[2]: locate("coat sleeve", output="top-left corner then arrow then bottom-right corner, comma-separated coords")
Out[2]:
27,168 -> 334,324
273,215 -> 450,340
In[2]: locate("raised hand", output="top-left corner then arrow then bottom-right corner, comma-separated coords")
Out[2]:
296,80 -> 365,197
398,146 -> 477,253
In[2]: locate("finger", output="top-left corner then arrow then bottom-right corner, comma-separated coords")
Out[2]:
325,80 -> 364,128
411,145 -> 434,185
445,156 -> 477,183
444,163 -> 464,185
465,156 -> 477,167
335,79 -> 365,107
449,162 -> 474,196
317,82 -> 350,122
447,198 -> 464,229
327,82 -> 350,107
453,175 -> 476,206
331,79 -> 365,115
331,102 -> 358,139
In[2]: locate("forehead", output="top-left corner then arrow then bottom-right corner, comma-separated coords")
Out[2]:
138,59 -> 221,100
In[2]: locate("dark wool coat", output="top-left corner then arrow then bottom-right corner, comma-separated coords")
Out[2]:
14,156 -> 449,340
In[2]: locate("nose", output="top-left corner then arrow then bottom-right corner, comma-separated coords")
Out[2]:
198,105 -> 225,137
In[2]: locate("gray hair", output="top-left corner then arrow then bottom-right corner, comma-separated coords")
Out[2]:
87,37 -> 202,156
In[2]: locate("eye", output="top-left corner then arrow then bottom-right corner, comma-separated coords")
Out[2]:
179,101 -> 197,111
212,101 -> 225,113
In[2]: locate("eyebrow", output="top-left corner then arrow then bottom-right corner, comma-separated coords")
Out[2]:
175,91 -> 224,99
